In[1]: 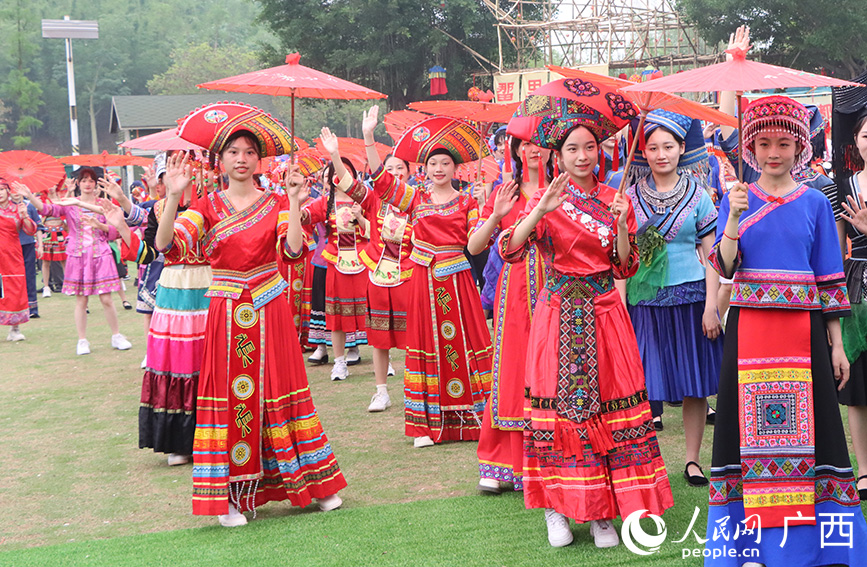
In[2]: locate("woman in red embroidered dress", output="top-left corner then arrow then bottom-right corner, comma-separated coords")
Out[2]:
501,119 -> 672,548
156,108 -> 345,528
321,130 -> 415,411
355,106 -> 493,448
301,158 -> 369,381
0,178 -> 37,341
468,135 -> 551,494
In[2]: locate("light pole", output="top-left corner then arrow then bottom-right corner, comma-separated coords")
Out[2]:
41,16 -> 98,157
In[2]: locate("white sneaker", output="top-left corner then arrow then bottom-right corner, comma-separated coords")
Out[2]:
167,454 -> 191,466
77,339 -> 91,355
43,287 -> 51,298
367,391 -> 392,412
141,355 -> 148,369
317,494 -> 343,512
387,362 -> 395,377
346,346 -> 361,366
545,509 -> 574,547
6,329 -> 25,342
478,477 -> 502,494
111,333 -> 132,350
590,519 -> 620,548
218,504 -> 247,527
330,357 -> 348,381
307,345 -> 328,365
413,435 -> 434,448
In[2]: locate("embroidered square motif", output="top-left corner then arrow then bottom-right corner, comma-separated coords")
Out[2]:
756,392 -> 797,436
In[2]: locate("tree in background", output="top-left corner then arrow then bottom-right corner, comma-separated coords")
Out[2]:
0,0 -> 45,148
255,0 -> 506,109
676,0 -> 867,78
148,43 -> 260,95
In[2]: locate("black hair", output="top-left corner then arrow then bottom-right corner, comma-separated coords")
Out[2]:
425,148 -> 456,164
493,129 -> 507,147
509,137 -> 554,185
854,113 -> 867,139
555,124 -> 600,152
219,130 -> 261,158
384,154 -> 410,171
324,157 -> 358,237
644,125 -> 685,146
74,167 -> 101,198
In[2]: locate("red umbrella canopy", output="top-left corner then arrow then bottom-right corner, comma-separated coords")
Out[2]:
392,116 -> 490,165
198,53 -> 387,100
60,151 -> 151,168
548,65 -> 739,128
384,110 -> 429,143
620,48 -> 863,94
120,129 -> 205,152
0,150 -> 66,193
508,78 -> 640,149
407,100 -> 520,124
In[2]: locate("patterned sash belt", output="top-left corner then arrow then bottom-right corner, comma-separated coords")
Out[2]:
543,270 -> 614,456
544,270 -> 613,300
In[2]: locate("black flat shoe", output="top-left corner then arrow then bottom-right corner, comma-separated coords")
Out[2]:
706,406 -> 716,425
652,416 -> 663,431
684,461 -> 709,487
858,475 -> 867,501
122,301 -> 133,310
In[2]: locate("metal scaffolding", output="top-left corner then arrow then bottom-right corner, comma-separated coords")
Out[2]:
483,0 -> 721,73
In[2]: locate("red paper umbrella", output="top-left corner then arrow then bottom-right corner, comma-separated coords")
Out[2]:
547,65 -> 740,192
311,136 -> 393,171
392,116 -> 490,165
198,53 -> 387,154
620,48 -> 864,180
621,48 -> 861,94
407,100 -> 520,124
120,129 -> 206,152
60,151 -> 152,168
0,150 -> 66,193
384,110 -> 429,143
456,156 -> 501,183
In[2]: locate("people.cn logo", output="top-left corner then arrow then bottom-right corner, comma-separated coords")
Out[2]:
621,509 -> 668,555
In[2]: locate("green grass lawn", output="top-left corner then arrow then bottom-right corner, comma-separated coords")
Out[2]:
0,286 -> 863,566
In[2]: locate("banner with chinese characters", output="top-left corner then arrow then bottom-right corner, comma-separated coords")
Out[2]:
494,64 -> 609,104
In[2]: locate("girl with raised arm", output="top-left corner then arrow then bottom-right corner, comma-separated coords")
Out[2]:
156,103 -> 345,527
354,106 -> 494,448
499,104 -> 672,548
706,95 -> 867,565
15,169 -> 131,354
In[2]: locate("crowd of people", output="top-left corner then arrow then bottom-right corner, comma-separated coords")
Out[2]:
5,24 -> 867,566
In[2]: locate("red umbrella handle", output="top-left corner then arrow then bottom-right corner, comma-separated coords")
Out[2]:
617,110 -> 647,196
736,92 -> 744,182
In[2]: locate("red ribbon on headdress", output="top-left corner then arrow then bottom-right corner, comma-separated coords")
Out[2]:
521,148 -> 530,184
538,154 -> 545,189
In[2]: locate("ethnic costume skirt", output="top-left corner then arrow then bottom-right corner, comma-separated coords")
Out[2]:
404,265 -> 493,442
839,257 -> 867,406
308,265 -> 329,345
325,268 -> 368,334
63,252 -> 121,296
707,308 -> 867,566
478,246 -> 545,489
298,253 -> 313,349
192,290 -> 346,516
135,256 -> 164,314
0,229 -> 29,326
43,225 -> 67,262
139,265 -> 210,455
365,279 -> 408,350
523,275 -> 672,522
627,281 -> 723,401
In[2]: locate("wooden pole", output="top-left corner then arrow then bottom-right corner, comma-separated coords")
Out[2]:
617,109 -> 647,195
290,90 -> 296,163
736,91 -> 744,182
